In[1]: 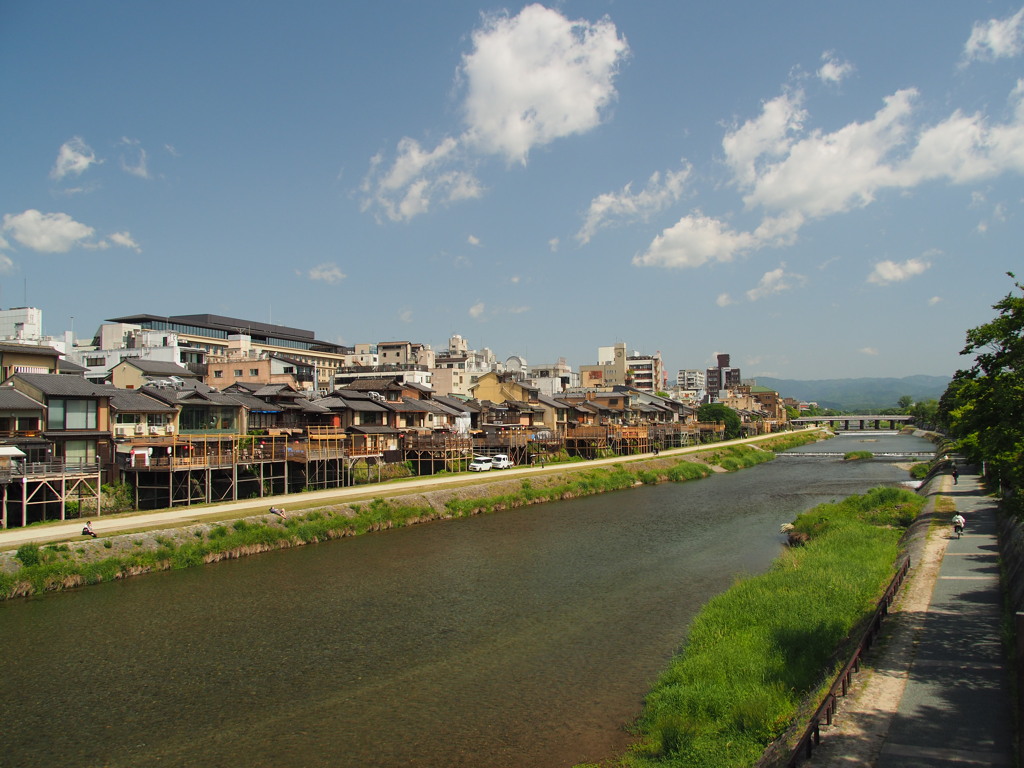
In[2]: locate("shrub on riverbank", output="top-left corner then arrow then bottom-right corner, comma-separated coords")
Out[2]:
620,486 -> 923,768
843,450 -> 874,461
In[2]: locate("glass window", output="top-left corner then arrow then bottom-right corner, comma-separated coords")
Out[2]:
65,400 -> 97,429
64,439 -> 97,465
213,370 -> 223,378
233,369 -> 243,376
249,369 -> 259,376
48,399 -> 64,430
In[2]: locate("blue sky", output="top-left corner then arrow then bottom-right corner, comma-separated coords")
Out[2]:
2,2 -> 1023,380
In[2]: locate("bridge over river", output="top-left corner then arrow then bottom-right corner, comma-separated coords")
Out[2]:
790,414 -> 913,430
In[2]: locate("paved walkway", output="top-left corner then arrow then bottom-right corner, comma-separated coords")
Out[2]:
876,467 -> 1015,767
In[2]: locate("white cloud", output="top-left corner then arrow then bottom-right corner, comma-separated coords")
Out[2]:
716,293 -> 734,307
107,231 -> 142,252
460,4 -> 629,164
740,89 -> 917,217
2,209 -> 95,252
641,71 -> 1024,272
467,234 -> 481,246
548,237 -> 560,252
859,347 -> 879,356
120,138 -> 150,179
867,257 -> 931,285
745,264 -> 804,301
399,309 -> 413,323
576,164 -> 690,244
361,5 -> 628,221
633,213 -> 756,269
722,91 -> 807,189
50,137 -> 101,180
308,262 -> 346,284
818,51 -> 854,84
963,7 -> 1024,64
469,301 -> 486,318
361,137 -> 483,222
0,254 -> 14,274
928,296 -> 943,305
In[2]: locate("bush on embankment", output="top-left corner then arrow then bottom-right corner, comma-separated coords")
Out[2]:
0,431 -> 827,600
616,486 -> 923,768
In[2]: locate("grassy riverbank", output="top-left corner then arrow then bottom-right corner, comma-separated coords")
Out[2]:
0,431 -> 825,600
586,485 -> 924,768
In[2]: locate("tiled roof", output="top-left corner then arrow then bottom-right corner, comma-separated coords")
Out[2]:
0,343 -> 60,357
118,359 -> 198,377
56,358 -> 88,373
11,373 -> 115,397
109,390 -> 177,413
0,388 -> 43,410
225,393 -> 283,413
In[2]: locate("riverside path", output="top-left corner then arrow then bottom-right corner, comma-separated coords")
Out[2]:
874,466 -> 1015,767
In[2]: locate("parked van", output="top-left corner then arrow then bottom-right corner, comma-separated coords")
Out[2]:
491,454 -> 514,469
468,456 -> 493,472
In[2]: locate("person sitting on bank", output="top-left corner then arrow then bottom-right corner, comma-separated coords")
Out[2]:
269,506 -> 287,520
82,521 -> 97,538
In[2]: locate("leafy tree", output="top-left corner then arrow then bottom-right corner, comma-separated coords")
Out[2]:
697,403 -> 742,440
909,398 -> 939,429
897,395 -> 914,411
938,273 -> 1024,495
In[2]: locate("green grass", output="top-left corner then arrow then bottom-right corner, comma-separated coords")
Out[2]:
843,450 -> 874,461
619,486 -> 923,768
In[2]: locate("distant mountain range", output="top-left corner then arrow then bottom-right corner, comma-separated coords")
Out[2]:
753,375 -> 951,412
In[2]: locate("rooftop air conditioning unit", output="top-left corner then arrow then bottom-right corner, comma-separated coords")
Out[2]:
115,426 -> 130,437
134,424 -> 145,435
150,426 -> 160,435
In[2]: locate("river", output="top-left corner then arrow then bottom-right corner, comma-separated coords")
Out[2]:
1,433 -> 933,768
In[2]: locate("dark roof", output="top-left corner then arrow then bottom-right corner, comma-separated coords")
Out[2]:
432,395 -> 477,413
0,388 -> 44,410
56,358 -> 88,374
116,359 -> 198,377
339,378 -> 406,392
0,343 -> 60,358
224,393 -> 283,413
10,373 -> 115,397
109,390 -> 177,413
383,398 -> 431,413
347,425 -> 401,435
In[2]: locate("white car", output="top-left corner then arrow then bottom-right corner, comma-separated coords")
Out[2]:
491,454 -> 514,469
468,456 -> 493,471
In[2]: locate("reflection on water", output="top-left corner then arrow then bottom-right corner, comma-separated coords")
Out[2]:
1,434 -> 935,768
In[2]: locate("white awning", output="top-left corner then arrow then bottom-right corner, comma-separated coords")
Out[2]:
0,446 -> 26,457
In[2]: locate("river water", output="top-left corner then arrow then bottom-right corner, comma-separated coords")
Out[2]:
1,433 -> 933,768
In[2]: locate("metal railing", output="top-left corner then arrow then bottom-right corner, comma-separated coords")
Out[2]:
786,556 -> 911,767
